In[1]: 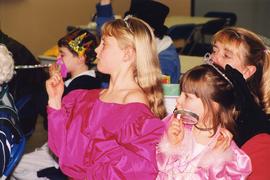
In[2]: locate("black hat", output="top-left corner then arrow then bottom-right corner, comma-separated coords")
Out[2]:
125,0 -> 169,39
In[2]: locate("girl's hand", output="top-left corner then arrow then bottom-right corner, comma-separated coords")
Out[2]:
167,118 -> 184,145
213,128 -> 233,152
46,72 -> 64,109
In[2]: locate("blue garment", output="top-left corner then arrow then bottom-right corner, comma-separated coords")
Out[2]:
95,3 -> 181,83
0,84 -> 22,177
95,3 -> 114,37
159,44 -> 180,83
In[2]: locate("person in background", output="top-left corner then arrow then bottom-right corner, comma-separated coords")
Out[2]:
0,30 -> 49,138
11,29 -> 102,180
96,0 -> 181,83
56,28 -> 101,95
46,16 -> 165,179
157,64 -> 251,179
211,26 -> 270,179
0,44 -> 24,177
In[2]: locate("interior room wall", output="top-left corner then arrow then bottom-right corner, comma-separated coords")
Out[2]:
195,0 -> 270,38
0,0 -> 190,57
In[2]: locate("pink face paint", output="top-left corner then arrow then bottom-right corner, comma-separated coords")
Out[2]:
56,57 -> 68,78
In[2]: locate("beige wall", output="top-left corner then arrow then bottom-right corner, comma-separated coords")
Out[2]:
0,0 -> 190,57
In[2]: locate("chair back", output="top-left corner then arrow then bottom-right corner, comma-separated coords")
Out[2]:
204,11 -> 237,26
201,18 -> 227,36
168,24 -> 196,40
168,24 -> 198,54
1,136 -> 26,179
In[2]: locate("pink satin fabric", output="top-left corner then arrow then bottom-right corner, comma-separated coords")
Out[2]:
156,115 -> 252,179
47,89 -> 164,179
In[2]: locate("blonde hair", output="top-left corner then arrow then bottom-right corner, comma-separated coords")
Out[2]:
212,27 -> 270,114
101,17 -> 166,118
180,64 -> 237,135
0,44 -> 14,84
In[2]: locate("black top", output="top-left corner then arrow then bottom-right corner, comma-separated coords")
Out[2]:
63,74 -> 101,96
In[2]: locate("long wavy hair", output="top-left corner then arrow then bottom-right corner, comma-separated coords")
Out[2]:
101,17 -> 166,118
212,27 -> 270,114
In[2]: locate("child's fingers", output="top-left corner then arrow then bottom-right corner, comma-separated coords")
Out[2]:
170,119 -> 183,133
214,128 -> 233,152
220,128 -> 233,148
48,73 -> 62,86
49,63 -> 60,76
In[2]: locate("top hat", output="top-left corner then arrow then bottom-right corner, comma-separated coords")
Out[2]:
125,0 -> 170,39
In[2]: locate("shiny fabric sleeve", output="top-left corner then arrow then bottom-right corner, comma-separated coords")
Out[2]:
47,107 -> 67,157
47,90 -> 83,157
198,142 -> 252,179
85,116 -> 165,179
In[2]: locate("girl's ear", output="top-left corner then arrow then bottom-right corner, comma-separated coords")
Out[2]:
242,65 -> 256,79
123,46 -> 135,62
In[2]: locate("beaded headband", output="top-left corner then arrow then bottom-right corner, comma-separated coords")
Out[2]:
203,52 -> 233,86
123,15 -> 133,33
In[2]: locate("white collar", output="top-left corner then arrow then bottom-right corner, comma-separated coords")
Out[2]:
155,35 -> 173,53
65,70 -> 96,87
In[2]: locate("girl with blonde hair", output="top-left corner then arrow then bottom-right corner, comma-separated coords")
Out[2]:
46,16 -> 166,179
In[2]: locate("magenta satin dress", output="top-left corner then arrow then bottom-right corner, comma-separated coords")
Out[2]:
156,115 -> 252,180
47,89 -> 164,179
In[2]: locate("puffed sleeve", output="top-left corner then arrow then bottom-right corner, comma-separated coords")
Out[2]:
47,89 -> 97,157
85,116 -> 165,179
198,142 -> 252,179
47,94 -> 76,156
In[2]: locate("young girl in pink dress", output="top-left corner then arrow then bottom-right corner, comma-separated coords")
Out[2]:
46,16 -> 166,179
157,64 -> 252,179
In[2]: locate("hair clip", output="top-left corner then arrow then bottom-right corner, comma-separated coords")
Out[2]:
226,28 -> 241,39
123,15 -> 133,33
68,32 -> 87,57
203,52 -> 233,86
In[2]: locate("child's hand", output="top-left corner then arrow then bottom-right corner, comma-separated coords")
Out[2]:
167,117 -> 184,145
49,63 -> 61,77
46,73 -> 64,109
213,128 -> 233,152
